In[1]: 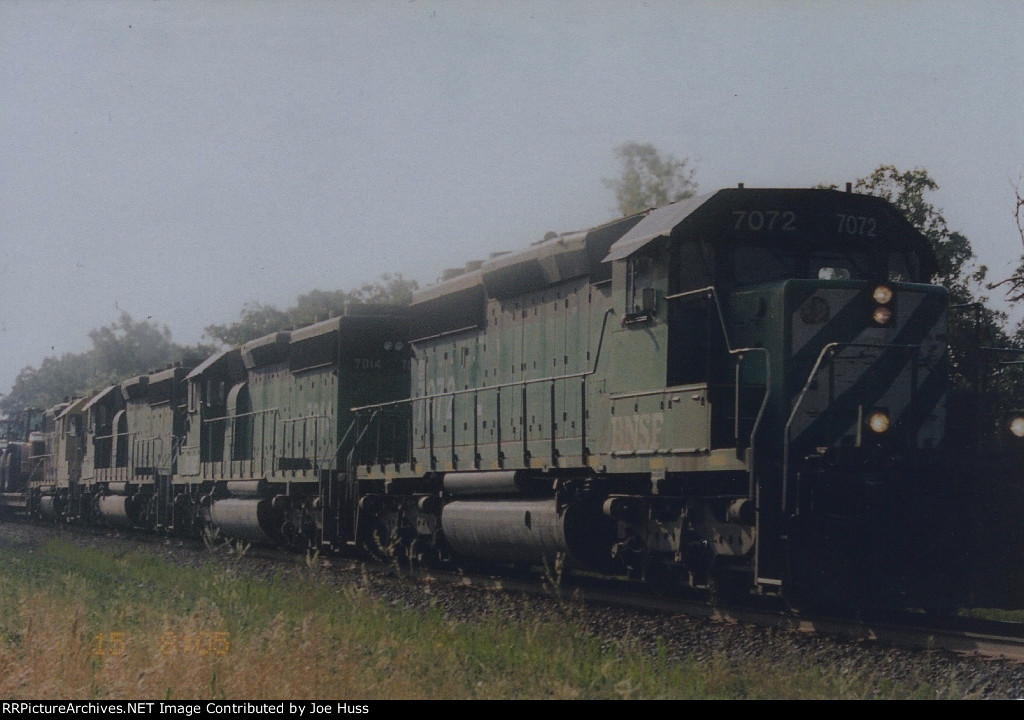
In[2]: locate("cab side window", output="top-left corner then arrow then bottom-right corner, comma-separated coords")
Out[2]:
675,240 -> 714,294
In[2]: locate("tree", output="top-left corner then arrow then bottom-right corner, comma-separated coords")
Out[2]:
853,166 -> 978,300
0,313 -> 215,414
985,179 -> 1024,420
202,303 -> 292,347
855,166 -> 1024,442
604,142 -> 698,216
1,351 -> 94,414
88,312 -> 179,382
203,273 -> 419,347
988,179 -> 1024,302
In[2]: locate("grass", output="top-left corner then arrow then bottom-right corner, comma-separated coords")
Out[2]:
0,538 -> 979,699
961,606 -> 1024,623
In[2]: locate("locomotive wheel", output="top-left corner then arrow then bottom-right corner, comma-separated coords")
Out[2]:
171,498 -> 199,538
363,519 -> 407,564
709,561 -> 751,605
279,510 -> 318,552
408,537 -> 443,569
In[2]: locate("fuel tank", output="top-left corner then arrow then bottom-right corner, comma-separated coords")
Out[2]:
441,499 -> 611,568
208,498 -> 281,544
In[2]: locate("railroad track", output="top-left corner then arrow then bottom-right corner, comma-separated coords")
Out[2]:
434,569 -> 1024,662
287,544 -> 1024,663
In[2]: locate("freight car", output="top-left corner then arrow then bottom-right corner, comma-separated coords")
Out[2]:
0,185 -> 964,611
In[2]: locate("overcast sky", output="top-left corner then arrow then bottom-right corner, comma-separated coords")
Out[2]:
2,0 -> 1022,398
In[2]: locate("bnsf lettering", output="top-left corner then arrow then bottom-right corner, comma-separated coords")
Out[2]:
731,209 -> 797,232
611,412 -> 665,449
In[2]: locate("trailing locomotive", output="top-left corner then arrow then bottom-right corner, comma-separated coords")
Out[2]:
0,186 -> 957,611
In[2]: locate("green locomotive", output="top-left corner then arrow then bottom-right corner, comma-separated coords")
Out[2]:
174,310 -> 409,547
353,186 -> 949,607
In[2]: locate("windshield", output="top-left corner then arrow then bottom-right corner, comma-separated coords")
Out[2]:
731,242 -> 919,287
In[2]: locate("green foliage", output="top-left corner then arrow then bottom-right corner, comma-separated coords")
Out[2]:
854,166 -> 976,300
855,166 -> 1024,439
203,273 -> 418,346
200,303 -> 292,348
988,180 -> 1024,304
604,142 -> 698,216
3,352 -> 94,416
0,312 -> 216,415
987,181 -> 1024,421
86,313 -> 184,383
1,273 -> 416,414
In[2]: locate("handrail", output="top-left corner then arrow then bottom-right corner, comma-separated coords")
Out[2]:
346,309 -> 617,470
345,410 -> 380,475
202,408 -> 279,479
92,429 -> 137,476
27,455 -> 49,485
194,408 -> 333,479
92,431 -> 134,442
132,435 -> 166,472
322,417 -> 358,466
280,413 -> 332,471
202,407 -> 280,424
781,341 -> 921,512
280,414 -> 331,427
91,431 -> 174,479
350,308 -> 617,413
665,286 -> 771,499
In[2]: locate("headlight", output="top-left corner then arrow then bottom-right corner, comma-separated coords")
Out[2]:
870,285 -> 895,326
872,306 -> 893,326
1009,416 -> 1024,438
867,411 -> 891,434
